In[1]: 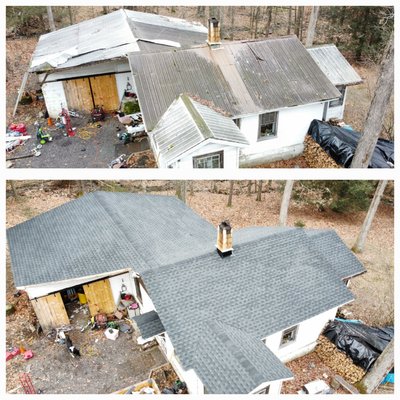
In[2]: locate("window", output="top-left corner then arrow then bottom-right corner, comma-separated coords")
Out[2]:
193,151 -> 224,168
280,325 -> 298,347
258,112 -> 278,140
329,85 -> 346,108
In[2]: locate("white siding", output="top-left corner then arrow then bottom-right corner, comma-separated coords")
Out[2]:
239,102 -> 325,166
42,81 -> 68,118
109,272 -> 135,305
115,72 -> 136,100
263,307 -> 338,363
169,141 -> 239,169
250,380 -> 284,394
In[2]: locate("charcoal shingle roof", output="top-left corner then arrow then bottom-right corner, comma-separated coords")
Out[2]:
7,192 -> 365,394
133,310 -> 165,339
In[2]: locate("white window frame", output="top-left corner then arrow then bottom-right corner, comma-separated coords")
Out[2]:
329,85 -> 346,108
193,150 -> 224,169
258,111 -> 278,140
280,325 -> 298,347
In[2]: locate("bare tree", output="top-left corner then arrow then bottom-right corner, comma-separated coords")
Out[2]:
265,7 -> 273,37
279,180 -> 294,226
47,6 -> 56,31
305,6 -> 320,47
247,181 -> 252,196
175,181 -> 187,203
358,339 -> 394,393
352,180 -> 388,253
351,31 -> 394,168
229,6 -> 235,40
256,181 -> 263,201
10,181 -> 19,199
227,181 -> 235,207
102,6 -> 109,15
287,6 -> 292,34
68,7 -> 74,25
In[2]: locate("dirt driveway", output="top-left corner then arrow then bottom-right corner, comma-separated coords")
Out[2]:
7,116 -> 150,168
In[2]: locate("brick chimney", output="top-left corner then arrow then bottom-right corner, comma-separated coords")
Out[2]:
207,17 -> 221,48
216,221 -> 233,257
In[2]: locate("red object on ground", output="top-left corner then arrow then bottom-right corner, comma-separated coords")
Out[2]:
6,347 -> 20,361
6,352 -> 13,361
9,123 -> 27,133
23,350 -> 34,360
19,373 -> 36,394
60,107 -> 75,136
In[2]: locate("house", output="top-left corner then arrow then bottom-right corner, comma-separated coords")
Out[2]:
129,19 -> 362,168
7,192 -> 366,394
307,44 -> 363,120
28,9 -> 207,118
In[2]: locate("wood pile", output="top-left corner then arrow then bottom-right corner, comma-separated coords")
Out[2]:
303,135 -> 341,168
315,335 -> 365,384
126,150 -> 157,168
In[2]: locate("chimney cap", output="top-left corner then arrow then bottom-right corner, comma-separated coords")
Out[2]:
209,17 -> 219,26
219,220 -> 232,232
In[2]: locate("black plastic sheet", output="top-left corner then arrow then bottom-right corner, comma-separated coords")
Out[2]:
307,120 -> 394,168
323,320 -> 394,371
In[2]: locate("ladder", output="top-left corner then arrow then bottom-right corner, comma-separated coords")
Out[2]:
19,373 -> 36,394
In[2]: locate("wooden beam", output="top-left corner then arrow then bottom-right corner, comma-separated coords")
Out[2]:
12,72 -> 29,117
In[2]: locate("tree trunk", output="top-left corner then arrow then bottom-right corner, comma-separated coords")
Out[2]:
358,339 -> 394,393
305,6 -> 319,47
352,180 -> 388,253
247,181 -> 252,196
47,6 -> 56,31
256,181 -> 263,201
229,6 -> 235,40
10,181 -> 19,199
298,6 -> 304,41
279,180 -> 294,226
102,6 -> 109,15
265,7 -> 273,37
175,181 -> 187,203
68,7 -> 74,25
287,6 -> 292,35
253,7 -> 261,38
227,181 -> 234,207
350,32 -> 394,168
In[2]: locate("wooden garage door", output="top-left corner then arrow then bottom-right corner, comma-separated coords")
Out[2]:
83,279 -> 115,316
90,74 -> 119,111
31,292 -> 69,330
63,77 -> 93,112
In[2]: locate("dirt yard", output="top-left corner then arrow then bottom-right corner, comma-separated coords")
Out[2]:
6,182 -> 394,394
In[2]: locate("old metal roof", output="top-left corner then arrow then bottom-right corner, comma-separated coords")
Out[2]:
307,44 -> 363,86
151,94 -> 248,166
30,9 -> 207,72
129,36 -> 341,131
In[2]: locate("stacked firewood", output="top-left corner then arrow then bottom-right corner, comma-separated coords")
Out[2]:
315,335 -> 365,384
303,135 -> 341,168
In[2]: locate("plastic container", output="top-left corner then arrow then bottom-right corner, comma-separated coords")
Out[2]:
78,293 -> 87,304
105,328 -> 119,341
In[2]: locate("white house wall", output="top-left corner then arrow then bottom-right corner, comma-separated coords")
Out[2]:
115,72 -> 137,100
109,272 -> 135,305
263,307 -> 338,363
42,81 -> 68,118
250,380 -> 283,395
169,142 -> 239,169
239,102 -> 325,166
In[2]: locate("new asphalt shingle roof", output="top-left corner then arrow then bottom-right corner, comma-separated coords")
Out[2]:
129,35 -> 341,131
133,310 -> 165,339
7,192 -> 215,287
7,192 -> 365,394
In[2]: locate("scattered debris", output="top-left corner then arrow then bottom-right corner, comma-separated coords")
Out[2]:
113,378 -> 161,394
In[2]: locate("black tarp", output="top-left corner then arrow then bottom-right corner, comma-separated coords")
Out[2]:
323,320 -> 394,371
307,120 -> 394,168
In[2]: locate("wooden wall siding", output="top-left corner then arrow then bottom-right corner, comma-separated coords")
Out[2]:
83,279 -> 115,316
90,75 -> 119,111
31,292 -> 70,330
63,78 -> 93,111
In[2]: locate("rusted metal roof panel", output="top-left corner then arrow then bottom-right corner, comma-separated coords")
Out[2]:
151,95 -> 248,165
307,44 -> 363,86
130,36 -> 341,131
30,9 -> 207,72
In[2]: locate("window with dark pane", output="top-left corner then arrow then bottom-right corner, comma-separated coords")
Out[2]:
329,85 -> 346,108
258,111 -> 278,140
280,325 -> 298,347
193,151 -> 224,168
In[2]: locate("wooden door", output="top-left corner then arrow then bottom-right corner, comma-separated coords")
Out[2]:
31,292 -> 69,330
83,279 -> 115,316
63,78 -> 93,112
90,74 -> 119,111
